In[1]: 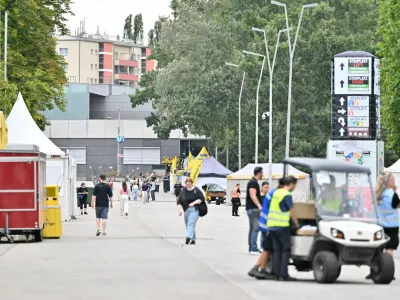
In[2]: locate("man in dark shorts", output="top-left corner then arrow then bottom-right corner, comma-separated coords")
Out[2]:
92,174 -> 113,236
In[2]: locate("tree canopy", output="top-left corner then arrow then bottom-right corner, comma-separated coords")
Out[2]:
133,0 -> 400,169
0,0 -> 73,130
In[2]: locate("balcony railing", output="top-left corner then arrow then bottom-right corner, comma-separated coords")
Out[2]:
114,59 -> 139,68
99,76 -> 114,84
114,73 -> 138,81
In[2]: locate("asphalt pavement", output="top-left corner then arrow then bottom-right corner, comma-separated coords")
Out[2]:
0,191 -> 399,300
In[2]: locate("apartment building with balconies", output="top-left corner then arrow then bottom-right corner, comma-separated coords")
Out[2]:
57,34 -> 156,88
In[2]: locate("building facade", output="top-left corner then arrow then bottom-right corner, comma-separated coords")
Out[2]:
43,84 -> 208,181
57,34 -> 156,87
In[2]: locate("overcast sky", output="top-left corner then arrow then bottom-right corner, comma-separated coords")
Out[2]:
66,0 -> 172,43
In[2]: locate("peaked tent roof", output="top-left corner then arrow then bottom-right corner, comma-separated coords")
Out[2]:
6,93 -> 65,156
386,159 -> 400,173
227,163 -> 309,180
198,157 -> 232,178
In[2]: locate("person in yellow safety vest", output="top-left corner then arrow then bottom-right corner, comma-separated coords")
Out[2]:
318,175 -> 344,216
267,176 -> 299,281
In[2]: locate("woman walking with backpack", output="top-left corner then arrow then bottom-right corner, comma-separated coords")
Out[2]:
177,178 -> 206,245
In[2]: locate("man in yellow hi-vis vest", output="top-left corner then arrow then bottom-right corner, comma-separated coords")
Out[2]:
267,176 -> 299,281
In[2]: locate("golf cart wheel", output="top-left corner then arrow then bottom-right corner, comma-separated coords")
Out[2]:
8,236 -> 14,244
313,251 -> 339,283
371,253 -> 394,284
335,266 -> 342,280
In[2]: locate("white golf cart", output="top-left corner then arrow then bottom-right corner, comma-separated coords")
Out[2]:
284,158 -> 394,284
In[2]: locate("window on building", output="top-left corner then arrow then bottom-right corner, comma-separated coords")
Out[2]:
91,49 -> 93,55
114,66 -> 119,73
123,148 -> 160,165
63,64 -> 68,71
91,64 -> 93,70
61,148 -> 86,164
114,52 -> 119,60
95,50 -> 98,55
94,79 -> 97,84
95,64 -> 98,70
120,66 -> 127,73
91,78 -> 93,84
59,48 -> 68,55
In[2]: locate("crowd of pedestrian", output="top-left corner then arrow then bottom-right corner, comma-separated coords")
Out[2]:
82,165 -> 399,282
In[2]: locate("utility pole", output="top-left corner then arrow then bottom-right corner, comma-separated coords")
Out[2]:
117,107 -> 121,175
4,10 -> 7,81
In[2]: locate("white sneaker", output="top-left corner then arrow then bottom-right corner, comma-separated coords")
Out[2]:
249,251 -> 261,255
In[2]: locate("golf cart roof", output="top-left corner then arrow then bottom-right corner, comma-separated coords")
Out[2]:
283,157 -> 371,174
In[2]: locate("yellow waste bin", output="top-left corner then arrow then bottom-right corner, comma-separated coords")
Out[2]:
43,185 -> 62,238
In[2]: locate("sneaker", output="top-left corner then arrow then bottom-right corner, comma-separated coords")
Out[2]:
125,213 -> 128,216
279,276 -> 297,282
84,212 -> 88,215
254,269 -> 275,280
96,230 -> 101,236
102,233 -> 107,236
247,265 -> 259,277
249,251 -> 261,255
189,240 -> 196,245
185,238 -> 190,245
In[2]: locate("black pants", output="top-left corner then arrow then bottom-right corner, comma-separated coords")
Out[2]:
151,190 -> 156,201
271,228 -> 291,278
231,198 -> 240,216
79,199 -> 87,210
156,185 -> 160,192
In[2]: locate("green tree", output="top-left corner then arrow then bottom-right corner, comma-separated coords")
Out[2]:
377,0 -> 400,153
133,13 -> 144,43
132,0 -> 379,169
123,14 -> 133,39
0,0 -> 73,130
148,29 -> 155,46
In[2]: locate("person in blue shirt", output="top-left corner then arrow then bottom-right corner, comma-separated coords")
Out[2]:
248,178 -> 284,279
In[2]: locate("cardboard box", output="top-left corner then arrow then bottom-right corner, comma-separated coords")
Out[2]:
296,229 -> 317,236
294,203 -> 316,220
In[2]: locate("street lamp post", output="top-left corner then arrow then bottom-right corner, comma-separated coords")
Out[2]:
271,1 -> 318,158
242,50 -> 266,164
251,27 -> 290,183
225,62 -> 246,169
117,107 -> 121,175
4,10 -> 7,81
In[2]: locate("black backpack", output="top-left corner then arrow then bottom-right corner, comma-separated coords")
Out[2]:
194,187 -> 208,217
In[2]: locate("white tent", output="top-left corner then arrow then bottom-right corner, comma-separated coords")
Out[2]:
385,160 -> 400,186
6,93 -> 75,222
226,163 -> 310,204
7,93 -> 65,156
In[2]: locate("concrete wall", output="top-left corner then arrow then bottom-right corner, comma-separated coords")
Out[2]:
89,93 -> 153,120
44,120 -> 205,140
51,138 -> 182,180
42,84 -> 89,120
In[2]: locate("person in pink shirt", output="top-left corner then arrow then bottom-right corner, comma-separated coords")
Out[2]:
120,181 -> 131,218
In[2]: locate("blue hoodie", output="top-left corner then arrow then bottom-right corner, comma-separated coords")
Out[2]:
258,188 -> 276,232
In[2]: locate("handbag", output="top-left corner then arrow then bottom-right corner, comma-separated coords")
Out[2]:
194,187 -> 208,217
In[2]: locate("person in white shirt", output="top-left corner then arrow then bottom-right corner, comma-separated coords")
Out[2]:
120,181 -> 131,218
